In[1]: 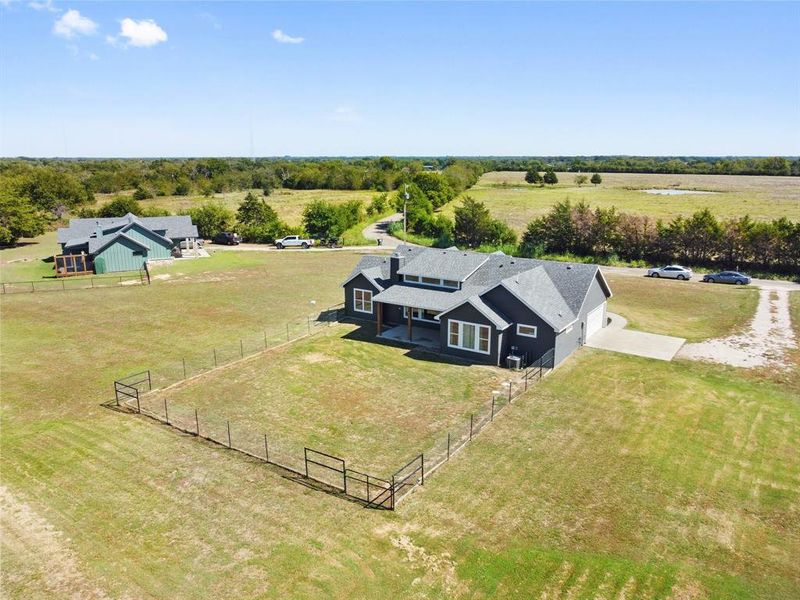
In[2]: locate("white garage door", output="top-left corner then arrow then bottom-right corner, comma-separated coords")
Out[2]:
585,302 -> 606,339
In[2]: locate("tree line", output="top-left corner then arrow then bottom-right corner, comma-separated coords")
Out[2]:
518,201 -> 799,276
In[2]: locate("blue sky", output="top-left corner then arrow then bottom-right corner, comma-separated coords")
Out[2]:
1,1 -> 798,157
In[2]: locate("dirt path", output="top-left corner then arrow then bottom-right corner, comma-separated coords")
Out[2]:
678,289 -> 797,368
0,485 -> 111,599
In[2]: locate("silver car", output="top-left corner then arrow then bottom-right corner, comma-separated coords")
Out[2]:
647,265 -> 693,280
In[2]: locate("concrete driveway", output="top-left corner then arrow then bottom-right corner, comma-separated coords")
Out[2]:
585,313 -> 686,361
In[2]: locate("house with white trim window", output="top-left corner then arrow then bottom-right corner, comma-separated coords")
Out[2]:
342,245 -> 612,368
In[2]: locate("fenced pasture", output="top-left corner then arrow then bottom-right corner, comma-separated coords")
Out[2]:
443,171 -> 800,231
0,271 -> 148,294
112,321 -> 554,508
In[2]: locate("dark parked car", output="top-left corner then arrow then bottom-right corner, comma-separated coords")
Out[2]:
213,232 -> 241,245
702,271 -> 751,285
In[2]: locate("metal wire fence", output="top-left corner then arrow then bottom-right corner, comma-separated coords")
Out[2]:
1,272 -> 147,294
133,304 -> 344,392
111,324 -> 554,510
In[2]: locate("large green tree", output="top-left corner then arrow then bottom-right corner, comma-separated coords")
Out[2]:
188,202 -> 235,238
0,188 -> 48,246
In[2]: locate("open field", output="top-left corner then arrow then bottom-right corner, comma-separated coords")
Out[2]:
2,249 -> 798,598
604,273 -> 760,342
440,171 -> 800,232
142,323 -> 505,475
94,188 -> 378,227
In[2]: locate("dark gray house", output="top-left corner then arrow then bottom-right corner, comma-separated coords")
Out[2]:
342,245 -> 612,368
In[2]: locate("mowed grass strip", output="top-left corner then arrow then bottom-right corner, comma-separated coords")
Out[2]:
146,323 -> 506,474
440,171 -> 800,233
605,274 -> 759,341
401,350 -> 800,598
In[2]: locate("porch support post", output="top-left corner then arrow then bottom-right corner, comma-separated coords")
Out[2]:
407,306 -> 412,342
376,301 -> 383,336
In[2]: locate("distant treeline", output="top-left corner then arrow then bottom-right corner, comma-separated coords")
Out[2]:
485,156 -> 799,177
0,157 -> 484,198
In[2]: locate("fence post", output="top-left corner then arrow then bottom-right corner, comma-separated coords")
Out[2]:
62,279 -> 66,291
264,434 -> 269,462
470,414 -> 474,440
213,349 -> 218,368
524,370 -> 528,391
195,409 -> 200,435
366,475 -> 371,503
420,454 -> 424,485
182,358 -> 187,379
391,475 -> 396,510
136,390 -> 141,414
1,282 -> 5,294
491,395 -> 495,421
164,397 -> 169,424
227,421 -> 232,448
147,370 -> 152,392
447,432 -> 451,460
342,462 -> 347,495
508,380 -> 512,402
31,281 -> 35,293
286,323 -> 289,341
240,339 -> 244,358
304,448 -> 309,478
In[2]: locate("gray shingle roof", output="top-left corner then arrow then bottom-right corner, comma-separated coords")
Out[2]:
88,231 -> 150,254
396,246 -> 488,281
58,213 -> 198,245
346,245 -> 611,333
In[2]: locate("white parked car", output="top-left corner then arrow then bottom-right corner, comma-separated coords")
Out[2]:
647,265 -> 693,280
275,235 -> 314,249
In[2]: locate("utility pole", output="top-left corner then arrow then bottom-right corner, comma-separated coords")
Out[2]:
403,183 -> 409,243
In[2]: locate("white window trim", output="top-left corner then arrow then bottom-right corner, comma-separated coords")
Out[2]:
402,306 -> 440,323
516,324 -> 538,338
403,275 -> 460,290
353,288 -> 373,314
447,319 -> 491,355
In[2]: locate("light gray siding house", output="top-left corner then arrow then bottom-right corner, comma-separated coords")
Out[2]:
342,245 -> 612,368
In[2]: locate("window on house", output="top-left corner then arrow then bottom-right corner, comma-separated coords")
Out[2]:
517,324 -> 538,338
403,307 -> 440,322
404,275 -> 419,282
132,250 -> 145,256
353,288 -> 372,313
447,319 -> 491,354
421,276 -> 439,285
442,279 -> 459,288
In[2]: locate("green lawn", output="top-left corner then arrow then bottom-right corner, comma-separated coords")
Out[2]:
605,274 -> 759,341
142,323 -> 505,474
2,250 -> 797,598
440,171 -> 800,233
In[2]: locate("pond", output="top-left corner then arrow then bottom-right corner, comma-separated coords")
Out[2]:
641,188 -> 719,195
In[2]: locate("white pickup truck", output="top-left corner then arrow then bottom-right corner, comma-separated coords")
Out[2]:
275,235 -> 314,249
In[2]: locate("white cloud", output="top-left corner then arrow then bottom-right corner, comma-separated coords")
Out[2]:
29,0 -> 59,12
272,29 -> 303,44
89,52 -> 99,61
198,11 -> 221,30
116,17 -> 167,47
53,9 -> 97,38
331,106 -> 361,124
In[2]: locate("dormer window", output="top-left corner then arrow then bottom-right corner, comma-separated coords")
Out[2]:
403,274 -> 460,289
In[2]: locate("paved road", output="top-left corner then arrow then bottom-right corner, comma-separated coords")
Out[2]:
599,265 -> 800,292
361,213 -> 420,248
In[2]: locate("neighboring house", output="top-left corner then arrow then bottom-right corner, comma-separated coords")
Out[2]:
56,213 -> 199,274
342,245 -> 612,368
